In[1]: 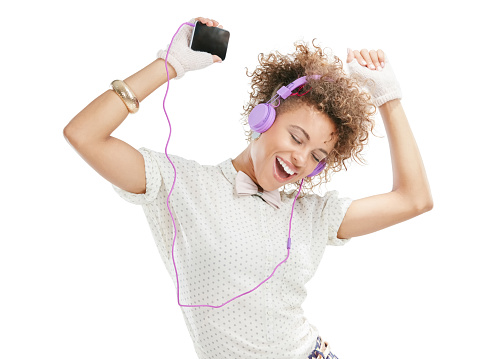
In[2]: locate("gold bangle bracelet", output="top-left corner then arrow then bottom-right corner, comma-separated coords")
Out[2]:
110,80 -> 140,114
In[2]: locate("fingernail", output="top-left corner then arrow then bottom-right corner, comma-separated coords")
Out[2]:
381,62 -> 385,67
347,48 -> 351,56
369,64 -> 375,69
362,60 -> 367,65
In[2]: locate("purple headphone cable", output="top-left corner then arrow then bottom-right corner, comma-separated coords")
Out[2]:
162,22 -> 305,308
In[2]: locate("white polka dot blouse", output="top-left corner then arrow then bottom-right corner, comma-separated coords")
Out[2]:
112,147 -> 353,359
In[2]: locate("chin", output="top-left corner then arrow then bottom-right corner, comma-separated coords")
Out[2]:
262,184 -> 279,192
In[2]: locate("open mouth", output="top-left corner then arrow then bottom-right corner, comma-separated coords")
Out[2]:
274,157 -> 297,181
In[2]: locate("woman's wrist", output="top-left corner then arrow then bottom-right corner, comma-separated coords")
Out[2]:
161,58 -> 178,79
124,58 -> 177,103
378,98 -> 401,113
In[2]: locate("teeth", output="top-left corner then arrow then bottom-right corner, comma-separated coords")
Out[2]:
277,158 -> 295,176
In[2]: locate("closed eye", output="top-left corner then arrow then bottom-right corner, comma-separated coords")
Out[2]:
290,134 -> 320,163
291,134 -> 301,144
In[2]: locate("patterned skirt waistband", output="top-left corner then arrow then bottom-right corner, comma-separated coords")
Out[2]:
307,336 -> 339,359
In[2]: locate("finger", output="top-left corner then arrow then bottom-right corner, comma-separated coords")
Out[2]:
360,49 -> 375,70
205,18 -> 216,26
212,55 -> 222,63
353,50 -> 367,66
195,17 -> 214,26
368,50 -> 381,71
346,48 -> 354,63
377,49 -> 386,68
194,17 -> 222,29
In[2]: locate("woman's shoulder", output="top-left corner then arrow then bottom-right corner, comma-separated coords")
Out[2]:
138,147 -> 214,170
281,188 -> 346,209
139,148 -> 232,184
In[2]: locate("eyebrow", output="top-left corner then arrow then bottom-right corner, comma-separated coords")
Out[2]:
289,125 -> 329,156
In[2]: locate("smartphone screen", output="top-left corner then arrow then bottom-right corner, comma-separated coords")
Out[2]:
189,21 -> 230,61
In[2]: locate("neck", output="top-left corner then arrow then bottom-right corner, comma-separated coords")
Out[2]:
232,143 -> 263,191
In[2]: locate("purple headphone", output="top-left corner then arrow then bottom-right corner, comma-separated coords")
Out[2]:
248,75 -> 327,177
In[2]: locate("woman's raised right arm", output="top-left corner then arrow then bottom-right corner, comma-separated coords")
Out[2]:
63,58 -> 177,194
63,17 -> 222,195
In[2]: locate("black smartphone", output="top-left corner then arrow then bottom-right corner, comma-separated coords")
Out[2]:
189,21 -> 230,61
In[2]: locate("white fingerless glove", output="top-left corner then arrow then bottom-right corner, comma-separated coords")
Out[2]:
157,19 -> 214,80
346,54 -> 402,107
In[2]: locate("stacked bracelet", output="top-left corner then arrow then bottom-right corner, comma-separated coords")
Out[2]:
110,80 -> 140,114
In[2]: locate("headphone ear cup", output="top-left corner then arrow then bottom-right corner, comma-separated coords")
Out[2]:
248,104 -> 277,133
307,160 -> 327,177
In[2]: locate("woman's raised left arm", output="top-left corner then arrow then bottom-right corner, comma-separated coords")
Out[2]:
336,49 -> 433,240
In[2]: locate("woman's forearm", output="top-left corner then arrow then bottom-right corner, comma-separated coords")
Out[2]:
379,99 -> 433,209
124,58 -> 177,102
63,58 -> 177,145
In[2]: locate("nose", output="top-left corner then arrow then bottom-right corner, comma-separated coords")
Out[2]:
292,150 -> 309,171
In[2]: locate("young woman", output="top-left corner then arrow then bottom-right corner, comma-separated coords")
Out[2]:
63,16 -> 432,359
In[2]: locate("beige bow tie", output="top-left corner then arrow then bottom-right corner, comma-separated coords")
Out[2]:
235,171 -> 281,209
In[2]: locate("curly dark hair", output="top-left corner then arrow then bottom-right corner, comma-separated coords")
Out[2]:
240,39 -> 379,197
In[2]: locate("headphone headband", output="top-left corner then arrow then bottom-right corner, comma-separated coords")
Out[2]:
275,75 -> 322,99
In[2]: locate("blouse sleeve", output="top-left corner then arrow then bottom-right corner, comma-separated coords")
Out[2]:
111,147 -> 163,205
323,190 -> 354,246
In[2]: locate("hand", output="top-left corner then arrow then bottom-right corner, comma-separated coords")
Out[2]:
157,17 -> 223,79
191,17 -> 223,63
345,48 -> 402,107
346,48 -> 385,71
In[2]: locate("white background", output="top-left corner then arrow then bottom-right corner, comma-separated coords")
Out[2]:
1,0 -> 477,358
